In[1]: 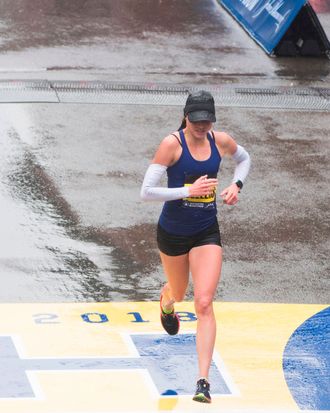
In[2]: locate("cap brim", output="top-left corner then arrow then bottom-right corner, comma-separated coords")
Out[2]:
187,111 -> 216,123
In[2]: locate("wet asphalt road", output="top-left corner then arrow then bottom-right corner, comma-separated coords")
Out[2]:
0,0 -> 330,86
0,0 -> 329,303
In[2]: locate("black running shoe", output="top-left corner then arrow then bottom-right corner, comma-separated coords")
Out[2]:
192,378 -> 211,403
160,295 -> 180,336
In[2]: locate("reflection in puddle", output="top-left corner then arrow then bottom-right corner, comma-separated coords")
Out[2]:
3,130 -> 160,302
0,0 -> 226,51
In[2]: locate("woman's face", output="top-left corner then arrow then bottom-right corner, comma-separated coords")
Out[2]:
186,117 -> 212,139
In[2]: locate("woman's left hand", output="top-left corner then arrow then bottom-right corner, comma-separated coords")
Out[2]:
220,183 -> 239,205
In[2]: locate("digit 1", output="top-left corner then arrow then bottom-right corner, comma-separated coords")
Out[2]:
127,312 -> 149,323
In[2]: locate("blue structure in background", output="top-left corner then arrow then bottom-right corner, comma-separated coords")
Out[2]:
283,306 -> 330,411
220,0 -> 307,54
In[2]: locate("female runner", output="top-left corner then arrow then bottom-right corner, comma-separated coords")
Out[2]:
140,90 -> 251,403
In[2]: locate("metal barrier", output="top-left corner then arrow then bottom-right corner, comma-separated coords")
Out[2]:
0,80 -> 329,111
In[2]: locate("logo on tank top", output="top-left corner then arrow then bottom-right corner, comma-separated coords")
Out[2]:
182,174 -> 217,209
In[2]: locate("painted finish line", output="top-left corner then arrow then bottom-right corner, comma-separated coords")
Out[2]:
0,302 -> 328,412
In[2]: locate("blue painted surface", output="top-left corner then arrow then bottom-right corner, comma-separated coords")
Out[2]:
131,334 -> 231,396
283,306 -> 330,410
220,0 -> 307,53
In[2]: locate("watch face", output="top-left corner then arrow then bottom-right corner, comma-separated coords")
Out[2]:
236,180 -> 243,189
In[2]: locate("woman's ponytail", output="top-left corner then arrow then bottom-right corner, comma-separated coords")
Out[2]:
178,117 -> 186,131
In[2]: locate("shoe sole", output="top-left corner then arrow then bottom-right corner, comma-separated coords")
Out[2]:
160,313 -> 180,335
193,393 -> 211,403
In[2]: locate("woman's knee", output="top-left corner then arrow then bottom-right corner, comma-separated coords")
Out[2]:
194,296 -> 214,317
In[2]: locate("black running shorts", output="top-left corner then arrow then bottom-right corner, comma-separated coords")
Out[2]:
157,220 -> 222,256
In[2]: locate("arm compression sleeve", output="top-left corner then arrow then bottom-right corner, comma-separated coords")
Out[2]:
140,163 -> 190,202
231,145 -> 251,183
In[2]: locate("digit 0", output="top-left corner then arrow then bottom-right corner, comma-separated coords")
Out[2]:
81,313 -> 109,323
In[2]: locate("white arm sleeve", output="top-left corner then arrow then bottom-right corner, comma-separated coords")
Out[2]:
140,163 -> 190,202
231,145 -> 251,183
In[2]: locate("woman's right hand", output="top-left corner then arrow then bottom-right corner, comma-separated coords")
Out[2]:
188,175 -> 218,197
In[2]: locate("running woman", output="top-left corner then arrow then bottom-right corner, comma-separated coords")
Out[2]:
140,90 -> 251,403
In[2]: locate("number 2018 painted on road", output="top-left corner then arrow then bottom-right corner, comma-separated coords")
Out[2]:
32,311 -> 197,324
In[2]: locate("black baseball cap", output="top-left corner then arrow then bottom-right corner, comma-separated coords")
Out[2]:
183,90 -> 216,123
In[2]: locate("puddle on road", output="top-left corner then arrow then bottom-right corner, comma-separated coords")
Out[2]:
0,0 -> 227,52
2,128 -> 160,302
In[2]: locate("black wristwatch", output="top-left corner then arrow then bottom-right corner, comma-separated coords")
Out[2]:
235,180 -> 243,190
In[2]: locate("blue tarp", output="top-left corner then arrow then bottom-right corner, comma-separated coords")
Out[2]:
220,0 -> 307,54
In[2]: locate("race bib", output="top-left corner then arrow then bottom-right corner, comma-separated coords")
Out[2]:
182,174 -> 217,209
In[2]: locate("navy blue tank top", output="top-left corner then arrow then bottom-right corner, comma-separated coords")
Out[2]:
159,130 -> 222,235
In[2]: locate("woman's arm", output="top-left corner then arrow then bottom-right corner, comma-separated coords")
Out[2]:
141,135 -> 218,202
140,163 -> 190,201
214,131 -> 251,205
141,135 -> 187,201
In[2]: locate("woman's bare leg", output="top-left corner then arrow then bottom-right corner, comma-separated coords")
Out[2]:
189,244 -> 222,378
159,251 -> 190,311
